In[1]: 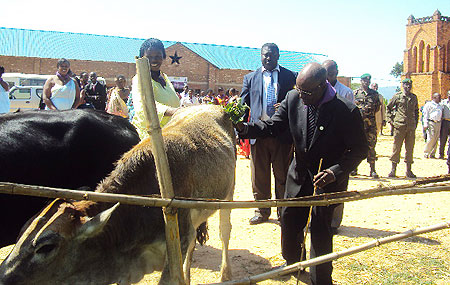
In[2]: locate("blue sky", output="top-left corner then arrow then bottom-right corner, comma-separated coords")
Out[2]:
1,0 -> 448,87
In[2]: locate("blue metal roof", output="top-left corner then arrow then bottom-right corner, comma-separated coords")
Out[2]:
181,42 -> 327,72
0,27 -> 326,72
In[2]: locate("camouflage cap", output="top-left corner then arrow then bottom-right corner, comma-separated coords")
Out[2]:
401,78 -> 412,84
360,73 -> 371,80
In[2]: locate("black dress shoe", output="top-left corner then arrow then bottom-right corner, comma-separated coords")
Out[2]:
249,215 -> 268,225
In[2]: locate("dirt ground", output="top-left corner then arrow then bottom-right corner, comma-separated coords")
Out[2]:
1,126 -> 449,284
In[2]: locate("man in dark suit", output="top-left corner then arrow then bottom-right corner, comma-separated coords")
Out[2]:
85,72 -> 107,110
240,43 -> 297,225
236,63 -> 368,284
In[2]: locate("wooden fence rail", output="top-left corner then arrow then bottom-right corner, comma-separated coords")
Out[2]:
0,181 -> 449,210
1,177 -> 449,284
217,221 -> 450,284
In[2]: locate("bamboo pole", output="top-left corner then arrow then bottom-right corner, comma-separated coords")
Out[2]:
1,181 -> 450,210
218,221 -> 450,285
135,56 -> 184,284
298,158 -> 323,281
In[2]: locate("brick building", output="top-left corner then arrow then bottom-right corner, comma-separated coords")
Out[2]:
403,10 -> 450,105
0,27 -> 338,94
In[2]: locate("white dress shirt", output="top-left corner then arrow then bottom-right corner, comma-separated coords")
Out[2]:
423,100 -> 443,128
333,80 -> 354,103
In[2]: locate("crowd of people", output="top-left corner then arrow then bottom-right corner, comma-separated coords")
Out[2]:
178,85 -> 239,107
2,37 -> 450,285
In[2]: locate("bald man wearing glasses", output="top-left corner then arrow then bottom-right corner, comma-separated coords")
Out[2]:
236,63 -> 368,284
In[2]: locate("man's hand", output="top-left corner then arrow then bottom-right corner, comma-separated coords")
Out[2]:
234,122 -> 245,133
313,169 -> 336,189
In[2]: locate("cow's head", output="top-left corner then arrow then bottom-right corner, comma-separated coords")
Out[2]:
0,199 -> 119,285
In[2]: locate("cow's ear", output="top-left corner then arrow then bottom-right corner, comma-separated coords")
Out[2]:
76,203 -> 120,240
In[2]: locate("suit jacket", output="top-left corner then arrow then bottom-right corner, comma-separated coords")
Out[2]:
242,87 -> 368,197
85,82 -> 107,110
240,66 -> 296,144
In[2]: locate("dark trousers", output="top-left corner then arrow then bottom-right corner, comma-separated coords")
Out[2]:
365,126 -> 378,164
439,120 -> 450,157
390,125 -> 416,164
331,203 -> 344,229
281,182 -> 335,285
250,137 -> 293,218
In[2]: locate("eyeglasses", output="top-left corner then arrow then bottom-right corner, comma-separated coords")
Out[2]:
295,86 -> 313,96
295,83 -> 323,97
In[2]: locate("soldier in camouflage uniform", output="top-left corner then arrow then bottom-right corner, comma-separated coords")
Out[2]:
353,73 -> 381,178
386,78 -> 418,178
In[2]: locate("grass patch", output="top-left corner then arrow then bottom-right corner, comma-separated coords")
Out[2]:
336,249 -> 449,284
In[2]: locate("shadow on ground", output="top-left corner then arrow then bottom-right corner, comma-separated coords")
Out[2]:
192,245 -> 310,283
336,226 -> 440,245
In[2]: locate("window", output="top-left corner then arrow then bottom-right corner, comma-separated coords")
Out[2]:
19,78 -> 47,86
9,88 -> 31,100
6,81 -> 15,89
418,40 -> 425,73
447,41 -> 450,73
36,88 -> 43,98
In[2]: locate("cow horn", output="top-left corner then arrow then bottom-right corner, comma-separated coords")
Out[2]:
76,203 -> 120,240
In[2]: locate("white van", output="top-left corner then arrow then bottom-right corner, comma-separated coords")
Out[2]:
9,86 -> 44,112
3,73 -> 107,88
2,73 -> 52,89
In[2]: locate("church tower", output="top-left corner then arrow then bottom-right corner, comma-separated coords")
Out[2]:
403,10 -> 450,105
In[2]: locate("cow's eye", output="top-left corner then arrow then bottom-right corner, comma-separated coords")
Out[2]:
36,243 -> 57,255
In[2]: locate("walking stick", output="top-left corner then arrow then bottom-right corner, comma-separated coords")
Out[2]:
296,158 -> 323,283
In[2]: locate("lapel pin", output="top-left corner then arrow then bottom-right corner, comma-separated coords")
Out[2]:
319,126 -> 324,131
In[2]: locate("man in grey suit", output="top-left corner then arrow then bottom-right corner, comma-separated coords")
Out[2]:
240,43 -> 296,225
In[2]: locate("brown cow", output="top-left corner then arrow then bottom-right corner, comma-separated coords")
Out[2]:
0,105 -> 236,285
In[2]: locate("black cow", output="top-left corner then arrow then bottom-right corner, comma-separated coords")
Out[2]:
0,109 -> 140,248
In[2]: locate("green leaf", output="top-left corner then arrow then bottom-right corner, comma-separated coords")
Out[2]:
223,98 -> 249,124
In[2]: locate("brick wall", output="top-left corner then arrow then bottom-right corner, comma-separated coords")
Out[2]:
0,55 -> 136,87
1,43 -> 352,95
163,43 -> 250,93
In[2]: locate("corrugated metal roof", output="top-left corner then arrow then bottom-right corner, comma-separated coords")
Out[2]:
181,42 -> 327,72
0,27 -> 326,72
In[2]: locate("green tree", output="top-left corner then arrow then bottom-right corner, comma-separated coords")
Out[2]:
351,83 -> 361,90
390,62 -> 403,78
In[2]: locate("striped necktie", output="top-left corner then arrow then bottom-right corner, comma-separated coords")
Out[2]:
307,105 -> 317,147
266,72 -> 276,117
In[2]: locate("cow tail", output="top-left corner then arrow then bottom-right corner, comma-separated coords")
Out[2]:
196,222 -> 209,246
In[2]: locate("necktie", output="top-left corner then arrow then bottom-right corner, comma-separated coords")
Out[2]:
266,72 -> 276,117
307,105 -> 317,147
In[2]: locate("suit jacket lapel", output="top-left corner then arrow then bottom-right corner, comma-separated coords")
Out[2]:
298,102 -> 308,151
255,68 -> 264,107
309,98 -> 334,149
277,67 -> 283,101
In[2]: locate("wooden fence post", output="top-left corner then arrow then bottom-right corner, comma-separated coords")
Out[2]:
135,56 -> 184,284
